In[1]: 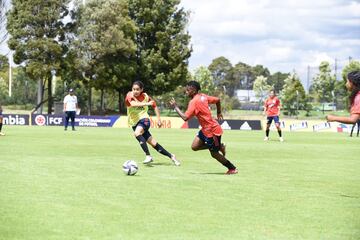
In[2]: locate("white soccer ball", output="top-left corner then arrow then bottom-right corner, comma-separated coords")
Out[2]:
123,160 -> 138,176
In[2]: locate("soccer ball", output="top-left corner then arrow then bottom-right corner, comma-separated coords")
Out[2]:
123,160 -> 138,175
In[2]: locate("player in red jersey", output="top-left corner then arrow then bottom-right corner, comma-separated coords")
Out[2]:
263,90 -> 283,142
169,81 -> 238,175
327,71 -> 360,125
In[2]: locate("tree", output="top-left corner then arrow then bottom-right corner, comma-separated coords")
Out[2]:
192,66 -> 215,95
0,54 -> 8,71
208,56 -> 233,95
252,65 -> 270,78
71,0 -> 137,114
311,61 -> 336,103
128,0 -> 191,95
232,61 -> 254,91
281,73 -> 307,116
267,71 -> 288,93
7,0 -> 70,113
253,75 -> 271,105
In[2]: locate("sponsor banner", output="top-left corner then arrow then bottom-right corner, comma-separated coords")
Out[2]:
263,119 -> 338,132
112,116 -> 185,129
2,114 -> 30,125
187,118 -> 262,131
32,114 -> 120,127
289,121 -> 308,131
313,122 -> 331,132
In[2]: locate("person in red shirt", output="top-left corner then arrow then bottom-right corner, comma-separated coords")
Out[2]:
169,81 -> 238,175
263,90 -> 283,142
327,71 -> 360,125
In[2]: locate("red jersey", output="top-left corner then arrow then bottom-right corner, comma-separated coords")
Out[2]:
185,93 -> 223,137
264,96 -> 280,116
351,91 -> 360,114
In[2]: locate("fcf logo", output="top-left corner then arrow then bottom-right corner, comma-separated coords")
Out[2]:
35,115 -> 46,126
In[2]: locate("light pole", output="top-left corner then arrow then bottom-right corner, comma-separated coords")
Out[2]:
51,69 -> 56,95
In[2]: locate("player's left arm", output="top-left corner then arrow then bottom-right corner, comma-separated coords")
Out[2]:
326,113 -> 360,124
149,96 -> 162,127
208,96 -> 223,120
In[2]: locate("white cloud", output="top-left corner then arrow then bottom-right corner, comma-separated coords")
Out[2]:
180,0 -> 360,84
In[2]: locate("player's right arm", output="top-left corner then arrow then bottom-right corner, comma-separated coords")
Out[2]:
169,98 -> 190,121
63,96 -> 67,112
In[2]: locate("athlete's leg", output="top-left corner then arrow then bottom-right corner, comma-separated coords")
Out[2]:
350,123 -> 355,137
64,112 -> 70,130
134,125 -> 150,156
210,151 -> 237,171
147,136 -> 171,158
265,117 -> 272,140
357,121 -> 360,137
191,136 -> 208,151
147,136 -> 180,165
0,117 -> 3,135
70,111 -> 75,130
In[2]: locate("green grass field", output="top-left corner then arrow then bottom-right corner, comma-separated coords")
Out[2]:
0,126 -> 359,240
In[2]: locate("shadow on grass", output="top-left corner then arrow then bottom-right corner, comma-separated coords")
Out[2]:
190,172 -> 226,175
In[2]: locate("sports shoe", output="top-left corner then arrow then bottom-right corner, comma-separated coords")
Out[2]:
264,137 -> 269,141
0,132 -> 5,136
143,155 -> 153,164
226,169 -> 238,175
279,137 -> 284,142
220,143 -> 226,156
171,154 -> 181,166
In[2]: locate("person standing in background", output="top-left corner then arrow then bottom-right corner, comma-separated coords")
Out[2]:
63,89 -> 78,131
263,90 -> 283,142
0,103 -> 5,136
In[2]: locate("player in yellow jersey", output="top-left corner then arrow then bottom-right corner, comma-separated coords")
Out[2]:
125,81 -> 180,166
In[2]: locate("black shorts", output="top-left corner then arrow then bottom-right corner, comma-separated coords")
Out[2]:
197,130 -> 222,152
132,118 -> 152,140
267,116 -> 280,125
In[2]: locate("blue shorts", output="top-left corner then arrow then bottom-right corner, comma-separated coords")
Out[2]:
132,118 -> 152,140
197,130 -> 222,152
267,116 -> 280,125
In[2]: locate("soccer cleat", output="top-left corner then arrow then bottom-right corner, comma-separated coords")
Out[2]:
226,169 -> 238,175
279,137 -> 284,142
171,154 -> 180,166
220,143 -> 226,156
0,132 -> 5,136
264,137 -> 269,141
143,155 -> 153,164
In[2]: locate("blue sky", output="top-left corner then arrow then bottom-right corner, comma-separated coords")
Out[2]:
179,0 -> 360,83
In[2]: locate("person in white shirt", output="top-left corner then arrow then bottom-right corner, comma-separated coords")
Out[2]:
63,89 -> 78,131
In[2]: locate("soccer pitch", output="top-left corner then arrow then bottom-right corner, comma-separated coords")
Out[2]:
0,126 -> 359,240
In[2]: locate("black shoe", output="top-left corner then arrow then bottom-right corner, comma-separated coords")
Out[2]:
72,128 -> 76,131
64,128 -> 67,131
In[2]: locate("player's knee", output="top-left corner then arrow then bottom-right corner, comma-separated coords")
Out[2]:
191,145 -> 198,151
